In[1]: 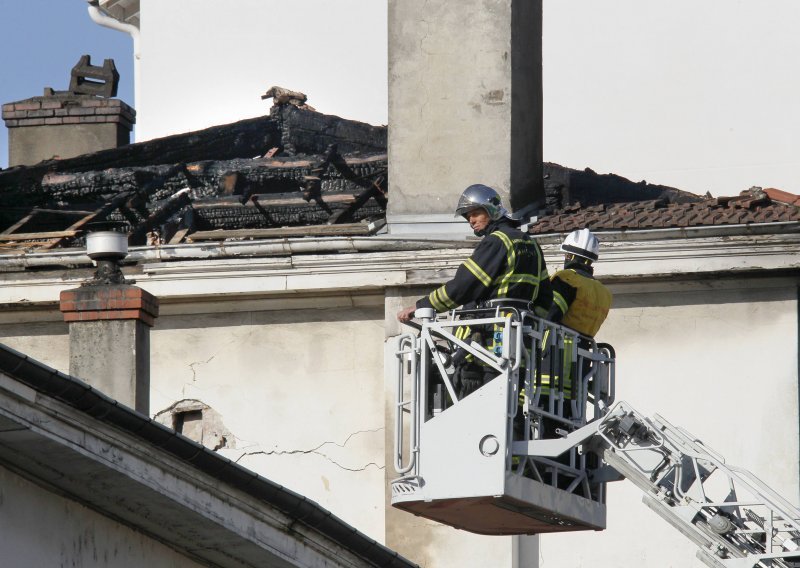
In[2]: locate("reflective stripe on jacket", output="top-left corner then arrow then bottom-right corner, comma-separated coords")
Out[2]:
538,330 -> 574,398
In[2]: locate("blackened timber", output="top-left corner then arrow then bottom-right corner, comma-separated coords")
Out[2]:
28,154 -> 387,204
0,115 -> 281,193
129,188 -> 193,245
0,152 -> 387,239
0,207 -> 93,236
542,162 -> 701,210
40,191 -> 136,249
192,196 -> 384,230
326,176 -> 387,225
272,105 -> 387,156
192,192 -> 361,208
188,222 -> 379,241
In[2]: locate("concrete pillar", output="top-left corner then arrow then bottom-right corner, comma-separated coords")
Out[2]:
59,285 -> 158,415
2,95 -> 135,166
387,0 -> 544,235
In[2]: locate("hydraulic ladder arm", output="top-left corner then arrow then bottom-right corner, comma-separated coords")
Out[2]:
584,401 -> 800,568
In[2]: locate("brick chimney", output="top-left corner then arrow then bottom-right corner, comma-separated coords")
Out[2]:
59,230 -> 156,415
59,286 -> 157,415
2,55 -> 135,167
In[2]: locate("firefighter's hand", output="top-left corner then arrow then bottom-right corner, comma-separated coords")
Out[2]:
397,306 -> 416,323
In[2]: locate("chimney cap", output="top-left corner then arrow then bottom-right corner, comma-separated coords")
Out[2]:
86,230 -> 128,261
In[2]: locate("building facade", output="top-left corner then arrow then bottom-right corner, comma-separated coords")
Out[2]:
0,220 -> 798,567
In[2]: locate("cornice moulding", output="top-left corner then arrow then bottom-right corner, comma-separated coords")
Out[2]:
0,233 -> 797,308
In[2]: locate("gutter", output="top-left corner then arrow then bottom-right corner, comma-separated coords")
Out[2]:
532,221 -> 800,244
86,0 -> 141,115
1,221 -> 797,271
0,342 -> 419,568
0,237 -> 475,269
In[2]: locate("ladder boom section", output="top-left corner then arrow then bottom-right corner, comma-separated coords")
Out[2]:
595,401 -> 800,568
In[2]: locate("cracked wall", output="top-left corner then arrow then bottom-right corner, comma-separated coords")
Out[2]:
149,303 -> 386,542
2,274 -> 797,568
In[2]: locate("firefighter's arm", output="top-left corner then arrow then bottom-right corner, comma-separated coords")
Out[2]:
417,236 -> 507,312
397,305 -> 417,322
545,273 -> 577,322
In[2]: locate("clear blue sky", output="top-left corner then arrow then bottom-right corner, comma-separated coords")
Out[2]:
0,0 -> 134,169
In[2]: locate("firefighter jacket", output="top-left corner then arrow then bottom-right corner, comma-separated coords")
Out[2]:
548,263 -> 612,338
416,218 -> 554,315
537,264 -> 612,399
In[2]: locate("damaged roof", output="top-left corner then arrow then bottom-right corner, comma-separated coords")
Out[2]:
0,99 -> 387,252
1,97 -> 798,255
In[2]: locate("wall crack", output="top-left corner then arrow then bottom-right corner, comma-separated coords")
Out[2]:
234,427 -> 385,472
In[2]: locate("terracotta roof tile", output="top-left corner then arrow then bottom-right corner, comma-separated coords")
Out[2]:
530,187 -> 800,235
764,187 -> 800,206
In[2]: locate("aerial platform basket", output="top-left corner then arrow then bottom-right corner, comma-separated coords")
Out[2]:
391,306 -> 615,535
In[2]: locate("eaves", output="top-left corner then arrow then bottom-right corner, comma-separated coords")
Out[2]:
0,227 -> 798,309
97,0 -> 140,27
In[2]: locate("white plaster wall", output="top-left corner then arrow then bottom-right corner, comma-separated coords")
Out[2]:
540,283 -> 799,567
137,0 -> 388,141
543,0 -> 800,195
0,272 -> 796,568
0,464 -> 204,568
0,320 -> 69,372
149,305 -> 387,544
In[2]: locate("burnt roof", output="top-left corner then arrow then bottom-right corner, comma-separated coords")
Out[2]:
0,103 -> 388,252
0,102 -> 797,253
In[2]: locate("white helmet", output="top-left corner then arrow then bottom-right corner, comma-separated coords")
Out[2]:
454,184 -> 508,221
561,228 -> 600,262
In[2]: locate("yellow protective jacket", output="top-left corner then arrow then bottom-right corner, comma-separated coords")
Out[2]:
549,266 -> 612,337
538,266 -> 611,399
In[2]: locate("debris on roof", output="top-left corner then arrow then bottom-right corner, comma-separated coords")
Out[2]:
261,85 -> 316,111
0,95 -> 387,251
763,187 -> 800,207
542,162 -> 701,209
1,89 -> 797,253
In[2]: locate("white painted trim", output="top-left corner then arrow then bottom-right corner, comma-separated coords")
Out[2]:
0,233 -> 797,311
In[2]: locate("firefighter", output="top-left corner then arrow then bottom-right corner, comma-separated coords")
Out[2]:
546,228 -> 612,336
539,228 -> 612,433
397,184 -> 553,397
397,183 -> 553,322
